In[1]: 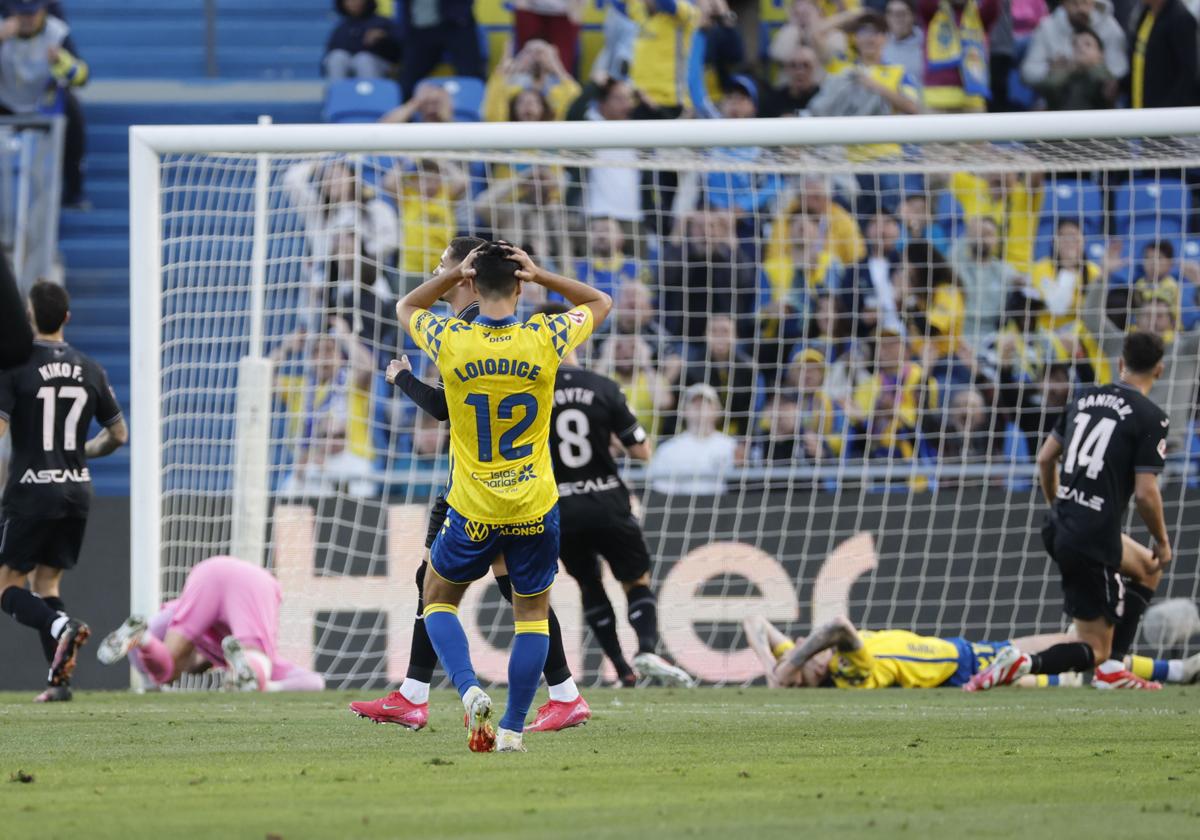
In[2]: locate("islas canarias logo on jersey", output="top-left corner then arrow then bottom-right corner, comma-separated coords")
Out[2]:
463,519 -> 491,543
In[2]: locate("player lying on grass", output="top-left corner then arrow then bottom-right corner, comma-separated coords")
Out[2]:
745,613 -> 1200,688
743,614 -> 1073,688
967,333 -> 1173,692
97,555 -> 325,692
350,238 -> 591,734
397,242 -> 610,752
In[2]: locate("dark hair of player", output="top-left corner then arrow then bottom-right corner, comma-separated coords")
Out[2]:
1056,217 -> 1081,233
448,236 -> 486,263
471,242 -> 522,300
28,279 -> 70,334
535,301 -> 571,317
1122,330 -> 1165,374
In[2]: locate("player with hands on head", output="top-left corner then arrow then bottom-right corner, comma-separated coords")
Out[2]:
395,241 -> 609,752
352,238 -> 592,733
967,332 -> 1174,692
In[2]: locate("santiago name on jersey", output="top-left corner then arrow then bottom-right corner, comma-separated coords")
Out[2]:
0,339 -> 123,518
549,365 -> 647,522
1050,381 -> 1167,561
409,305 -> 594,525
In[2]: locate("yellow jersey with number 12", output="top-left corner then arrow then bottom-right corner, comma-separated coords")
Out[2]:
409,307 -> 594,525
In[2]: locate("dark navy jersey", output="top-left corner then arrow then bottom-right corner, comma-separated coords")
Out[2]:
549,365 -> 646,523
1049,381 -> 1167,565
0,340 -> 123,519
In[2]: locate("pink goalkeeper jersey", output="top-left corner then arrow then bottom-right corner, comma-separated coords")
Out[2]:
149,555 -> 282,669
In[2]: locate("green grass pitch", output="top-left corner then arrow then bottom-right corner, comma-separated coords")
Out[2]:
3,688 -> 1200,839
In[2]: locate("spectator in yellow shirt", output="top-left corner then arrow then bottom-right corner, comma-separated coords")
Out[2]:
849,326 -> 937,460
628,0 -> 701,116
948,171 -> 1042,273
1027,218 -> 1110,382
384,159 -> 463,290
766,176 -> 865,299
482,39 -> 582,122
1132,240 -> 1183,330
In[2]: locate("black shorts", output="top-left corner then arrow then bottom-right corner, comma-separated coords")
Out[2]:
424,494 -> 450,550
1041,517 -> 1125,625
559,512 -> 651,584
0,516 -> 86,574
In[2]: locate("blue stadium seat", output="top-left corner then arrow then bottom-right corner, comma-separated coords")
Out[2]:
933,190 -> 965,240
323,79 -> 402,123
1114,178 -> 1189,239
1034,178 -> 1104,260
421,76 -> 485,122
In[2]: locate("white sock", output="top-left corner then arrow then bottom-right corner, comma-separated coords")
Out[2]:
399,677 -> 430,705
1097,659 -> 1124,674
49,615 -> 69,640
1167,659 -> 1185,683
547,677 -> 579,703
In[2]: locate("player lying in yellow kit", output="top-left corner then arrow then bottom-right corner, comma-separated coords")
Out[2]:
743,615 -> 1073,688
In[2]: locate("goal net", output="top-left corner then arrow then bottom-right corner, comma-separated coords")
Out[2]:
130,112 -> 1200,689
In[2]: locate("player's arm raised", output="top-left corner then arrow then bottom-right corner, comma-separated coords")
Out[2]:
506,246 -> 612,326
1134,472 -> 1171,567
396,248 -> 481,336
1035,434 -> 1063,507
775,615 -> 861,685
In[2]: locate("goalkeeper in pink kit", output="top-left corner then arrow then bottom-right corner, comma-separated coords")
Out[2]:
97,555 -> 324,692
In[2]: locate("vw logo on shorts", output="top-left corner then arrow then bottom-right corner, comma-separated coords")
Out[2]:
463,519 -> 490,543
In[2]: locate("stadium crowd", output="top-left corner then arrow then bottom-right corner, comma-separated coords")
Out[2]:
277,0 -> 1200,496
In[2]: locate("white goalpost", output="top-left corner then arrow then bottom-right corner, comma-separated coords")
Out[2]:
129,109 -> 1200,689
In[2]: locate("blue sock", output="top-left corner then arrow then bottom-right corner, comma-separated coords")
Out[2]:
423,606 -> 479,698
500,621 -> 550,733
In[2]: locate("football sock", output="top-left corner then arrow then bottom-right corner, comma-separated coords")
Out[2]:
406,564 -> 437,684
1,586 -> 59,634
548,676 -> 580,703
39,596 -> 67,662
1127,654 -> 1183,683
132,635 -> 176,685
542,609 -> 572,686
1110,582 -> 1155,662
500,619 -> 550,733
1029,642 -> 1095,675
625,584 -> 659,654
495,574 -> 574,686
399,677 -> 430,704
423,604 -> 479,697
581,584 -> 633,679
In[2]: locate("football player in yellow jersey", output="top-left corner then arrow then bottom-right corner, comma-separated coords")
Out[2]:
743,614 -> 1072,689
398,242 -> 611,753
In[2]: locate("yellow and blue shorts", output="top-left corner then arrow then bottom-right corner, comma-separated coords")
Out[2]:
430,504 -> 560,596
944,637 -> 1012,687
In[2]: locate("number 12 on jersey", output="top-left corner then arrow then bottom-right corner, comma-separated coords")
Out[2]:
464,392 -> 538,463
1064,412 -> 1116,480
